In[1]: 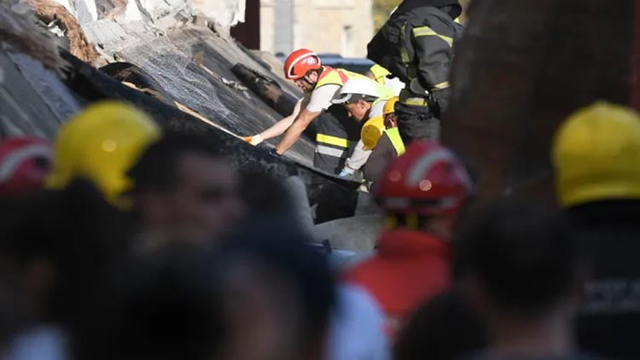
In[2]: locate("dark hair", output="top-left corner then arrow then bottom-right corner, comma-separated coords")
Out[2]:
75,243 -> 225,360
220,230 -> 336,345
127,133 -> 223,194
395,291 -> 488,360
458,200 -> 581,316
1,180 -> 130,330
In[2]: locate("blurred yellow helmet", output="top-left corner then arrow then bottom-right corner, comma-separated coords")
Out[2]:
46,101 -> 161,207
361,116 -> 386,151
383,97 -> 399,117
552,101 -> 640,208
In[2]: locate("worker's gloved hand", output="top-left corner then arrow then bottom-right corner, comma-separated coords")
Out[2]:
242,134 -> 264,146
339,167 -> 356,178
338,169 -> 365,183
269,148 -> 281,157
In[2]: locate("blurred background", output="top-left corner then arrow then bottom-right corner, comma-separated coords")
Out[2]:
231,0 -> 469,65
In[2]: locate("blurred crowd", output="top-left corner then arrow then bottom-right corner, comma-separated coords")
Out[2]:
0,99 -> 638,360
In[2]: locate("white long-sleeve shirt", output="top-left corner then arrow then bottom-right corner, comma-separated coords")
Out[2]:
342,100 -> 386,173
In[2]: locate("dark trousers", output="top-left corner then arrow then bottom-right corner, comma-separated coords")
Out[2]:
394,102 -> 441,144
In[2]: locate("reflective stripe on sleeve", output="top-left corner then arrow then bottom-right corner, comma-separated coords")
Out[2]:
412,26 -> 454,46
433,81 -> 450,90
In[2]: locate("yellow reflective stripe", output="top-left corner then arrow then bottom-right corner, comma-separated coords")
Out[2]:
385,127 -> 406,155
406,214 -> 419,229
454,17 -> 462,24
433,81 -> 450,90
316,134 -> 350,148
378,83 -> 396,100
316,67 -> 370,88
401,98 -> 429,106
399,89 -> 429,105
369,64 -> 390,81
384,215 -> 398,229
412,26 -> 453,46
400,24 -> 411,64
316,71 -> 343,88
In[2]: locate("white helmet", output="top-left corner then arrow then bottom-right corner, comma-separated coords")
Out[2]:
332,78 -> 380,104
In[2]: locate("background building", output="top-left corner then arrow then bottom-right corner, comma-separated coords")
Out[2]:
261,0 -> 374,58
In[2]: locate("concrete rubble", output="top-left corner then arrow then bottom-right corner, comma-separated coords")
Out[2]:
0,0 -> 380,254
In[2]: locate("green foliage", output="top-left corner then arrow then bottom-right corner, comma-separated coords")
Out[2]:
373,0 -> 401,31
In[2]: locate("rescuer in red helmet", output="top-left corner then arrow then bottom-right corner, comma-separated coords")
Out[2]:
343,140 -> 473,337
242,49 -> 393,175
0,136 -> 52,196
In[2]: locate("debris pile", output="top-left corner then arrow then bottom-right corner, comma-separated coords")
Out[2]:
0,0 -> 364,231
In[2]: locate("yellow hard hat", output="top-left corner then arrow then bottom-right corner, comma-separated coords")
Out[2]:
383,97 -> 400,117
552,101 -> 640,208
46,101 -> 161,207
369,64 -> 391,84
361,116 -> 386,151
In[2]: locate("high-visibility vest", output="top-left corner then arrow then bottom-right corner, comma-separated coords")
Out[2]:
376,83 -> 397,102
385,127 -> 406,156
316,66 -> 368,88
369,64 -> 391,83
313,67 -> 368,174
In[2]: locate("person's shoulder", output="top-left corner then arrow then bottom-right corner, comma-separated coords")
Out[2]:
370,101 -> 386,117
407,6 -> 456,25
337,284 -> 385,319
378,131 -> 393,145
375,132 -> 395,155
311,83 -> 340,96
342,256 -> 386,282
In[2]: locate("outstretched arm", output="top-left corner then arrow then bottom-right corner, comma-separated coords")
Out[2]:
242,99 -> 303,145
259,99 -> 303,140
275,108 -> 321,155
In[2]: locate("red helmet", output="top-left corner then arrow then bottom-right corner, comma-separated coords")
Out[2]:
284,49 -> 321,80
0,136 -> 52,196
375,140 -> 473,216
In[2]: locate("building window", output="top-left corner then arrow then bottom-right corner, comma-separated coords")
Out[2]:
341,25 -> 353,57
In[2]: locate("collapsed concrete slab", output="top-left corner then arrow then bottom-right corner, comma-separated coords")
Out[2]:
0,0 -> 383,252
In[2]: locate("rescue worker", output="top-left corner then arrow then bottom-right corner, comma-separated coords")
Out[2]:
46,101 -> 162,208
343,140 -> 473,337
368,0 -> 464,143
0,137 -> 52,196
552,102 -> 640,360
366,64 -> 404,96
242,49 -> 382,174
362,96 -> 406,186
331,78 -> 395,177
